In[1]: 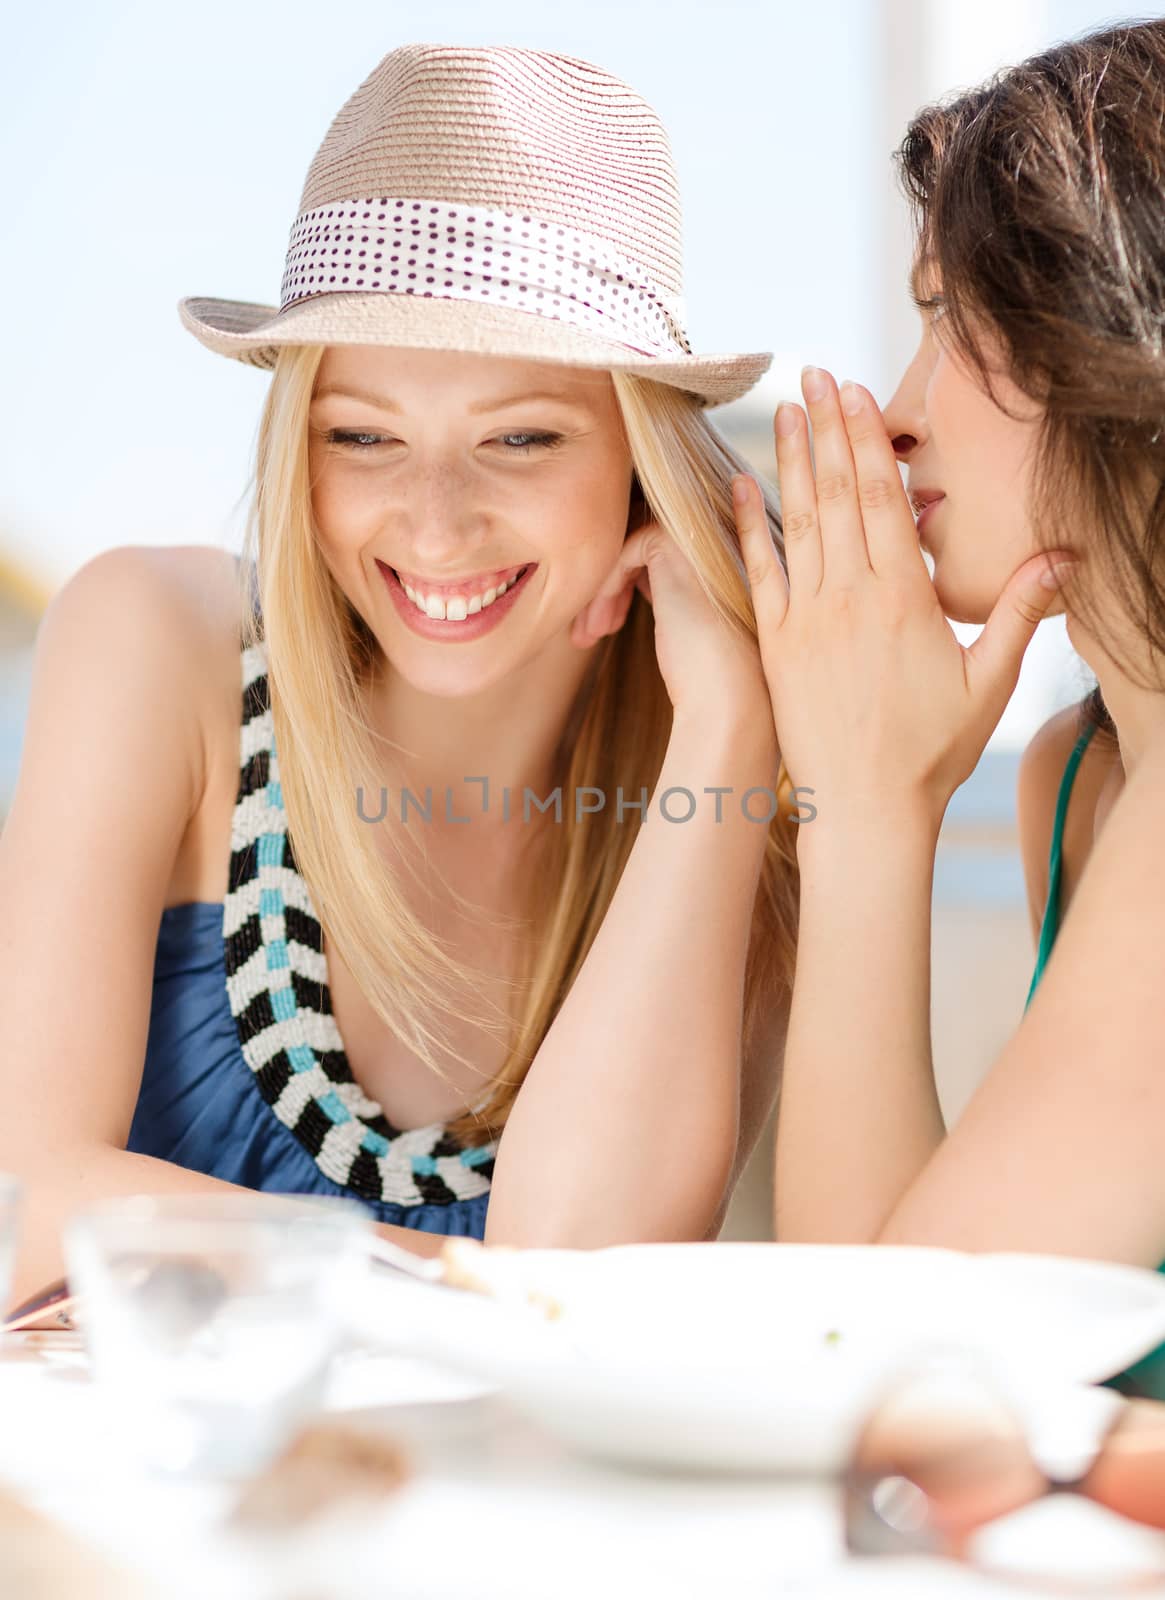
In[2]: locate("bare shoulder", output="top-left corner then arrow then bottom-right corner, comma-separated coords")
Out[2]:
48,542 -> 243,645
118,543 -> 246,641
36,542 -> 248,824
1016,703 -> 1087,824
1015,704 -> 1089,943
1016,701 -> 1122,946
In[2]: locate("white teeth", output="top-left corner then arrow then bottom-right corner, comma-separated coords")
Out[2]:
398,567 -> 526,621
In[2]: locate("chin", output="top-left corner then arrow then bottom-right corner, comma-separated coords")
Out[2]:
932,565 -> 991,627
385,649 -> 505,700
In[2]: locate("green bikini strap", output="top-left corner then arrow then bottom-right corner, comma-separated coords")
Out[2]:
1023,720 -> 1098,1012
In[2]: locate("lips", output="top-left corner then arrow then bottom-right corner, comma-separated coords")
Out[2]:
908,489 -> 945,552
379,559 -> 529,600
377,557 -> 536,638
908,488 -> 945,519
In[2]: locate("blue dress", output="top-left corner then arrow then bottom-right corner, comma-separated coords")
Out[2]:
126,626 -> 495,1238
1026,718 -> 1165,1399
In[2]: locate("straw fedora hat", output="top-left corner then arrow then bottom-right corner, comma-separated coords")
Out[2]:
178,42 -> 771,408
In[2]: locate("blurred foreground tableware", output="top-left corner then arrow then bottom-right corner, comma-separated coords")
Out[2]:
2,1275 -> 80,1333
3,1232 -> 548,1338
228,1415 -> 410,1533
0,1476 -> 158,1599
344,1242 -> 1165,1474
370,1233 -> 565,1317
843,1350 -> 1165,1589
64,1193 -> 373,1479
0,1172 -> 21,1325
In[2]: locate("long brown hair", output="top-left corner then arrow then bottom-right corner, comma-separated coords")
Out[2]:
895,18 -> 1165,748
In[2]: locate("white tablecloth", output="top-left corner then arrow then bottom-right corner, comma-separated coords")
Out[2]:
2,1333 -> 1164,1600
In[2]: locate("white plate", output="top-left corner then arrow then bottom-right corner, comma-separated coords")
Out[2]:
346,1242 -> 1165,1474
324,1348 -> 495,1411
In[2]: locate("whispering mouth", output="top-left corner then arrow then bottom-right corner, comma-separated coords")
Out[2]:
909,494 -> 944,520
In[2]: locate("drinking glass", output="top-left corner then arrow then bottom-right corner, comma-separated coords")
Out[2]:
65,1192 -> 373,1478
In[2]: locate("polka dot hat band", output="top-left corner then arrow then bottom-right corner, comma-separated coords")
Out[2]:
178,43 -> 773,409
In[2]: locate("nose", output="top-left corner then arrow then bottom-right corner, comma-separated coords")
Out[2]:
396,458 -> 487,567
881,340 -> 930,463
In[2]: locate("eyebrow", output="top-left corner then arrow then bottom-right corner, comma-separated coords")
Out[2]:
311,383 -> 595,414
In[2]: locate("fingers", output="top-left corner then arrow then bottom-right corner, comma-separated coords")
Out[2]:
773,398 -> 823,596
571,523 -> 658,647
734,473 -> 789,632
965,550 -> 1077,724
836,379 -> 930,580
798,366 -> 873,584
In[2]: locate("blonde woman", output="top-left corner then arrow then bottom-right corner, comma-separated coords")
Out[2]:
0,44 -> 798,1308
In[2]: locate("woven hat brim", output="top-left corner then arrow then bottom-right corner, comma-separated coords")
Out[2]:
178,293 -> 772,409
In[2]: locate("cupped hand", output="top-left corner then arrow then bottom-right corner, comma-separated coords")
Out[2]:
735,367 -> 1076,837
571,517 -> 774,730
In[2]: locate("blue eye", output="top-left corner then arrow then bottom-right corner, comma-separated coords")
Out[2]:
324,430 -> 564,453
326,430 -> 390,450
497,432 -> 564,453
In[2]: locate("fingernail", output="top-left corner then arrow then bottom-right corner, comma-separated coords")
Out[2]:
839,380 -> 863,416
732,473 -> 751,509
776,403 -> 799,437
1040,559 -> 1076,591
801,366 -> 828,402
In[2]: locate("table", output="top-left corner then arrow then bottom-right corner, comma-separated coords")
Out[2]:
2,1331 -> 1164,1600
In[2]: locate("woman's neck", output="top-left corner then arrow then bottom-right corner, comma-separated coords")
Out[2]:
1066,611 -> 1165,779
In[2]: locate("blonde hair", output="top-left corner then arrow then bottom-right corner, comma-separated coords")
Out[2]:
234,344 -> 799,1144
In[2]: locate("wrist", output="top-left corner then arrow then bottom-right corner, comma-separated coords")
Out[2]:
792,781 -> 944,851
654,712 -> 780,840
668,702 -> 778,771
794,798 -> 941,882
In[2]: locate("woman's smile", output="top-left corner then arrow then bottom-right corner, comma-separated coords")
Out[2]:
377,556 -> 538,639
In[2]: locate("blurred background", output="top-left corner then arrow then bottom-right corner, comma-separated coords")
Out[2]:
1,0 -> 1144,1234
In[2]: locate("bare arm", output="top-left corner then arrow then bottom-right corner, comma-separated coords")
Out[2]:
8,1144 -> 448,1310
873,726 -> 1165,1265
0,550 -> 444,1313
772,807 -> 946,1243
769,707 -> 1108,1247
485,710 -> 777,1246
772,715 -> 1165,1266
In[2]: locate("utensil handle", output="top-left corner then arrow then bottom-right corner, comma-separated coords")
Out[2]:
2,1277 -> 80,1333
